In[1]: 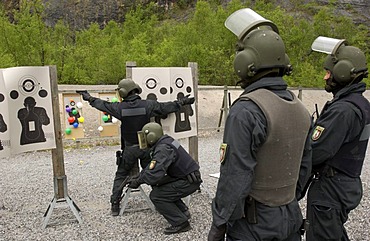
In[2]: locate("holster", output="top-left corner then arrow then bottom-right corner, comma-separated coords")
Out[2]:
116,150 -> 123,165
245,196 -> 257,224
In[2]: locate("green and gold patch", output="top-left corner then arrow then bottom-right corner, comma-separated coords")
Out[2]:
312,126 -> 325,141
219,143 -> 228,164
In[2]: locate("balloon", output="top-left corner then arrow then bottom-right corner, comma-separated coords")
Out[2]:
98,126 -> 104,132
67,116 -> 75,123
76,102 -> 83,109
72,109 -> 78,115
78,117 -> 85,123
65,128 -> 72,135
73,122 -> 79,128
65,106 -> 71,112
102,115 -> 109,122
111,97 -> 118,103
112,117 -> 118,124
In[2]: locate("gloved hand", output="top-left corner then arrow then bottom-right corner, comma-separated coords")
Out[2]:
208,222 -> 226,241
127,178 -> 142,189
76,90 -> 93,102
178,94 -> 195,106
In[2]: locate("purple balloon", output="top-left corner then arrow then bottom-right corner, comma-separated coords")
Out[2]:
66,106 -> 71,112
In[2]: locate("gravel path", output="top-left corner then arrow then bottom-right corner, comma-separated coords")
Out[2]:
2,87 -> 370,240
1,131 -> 370,241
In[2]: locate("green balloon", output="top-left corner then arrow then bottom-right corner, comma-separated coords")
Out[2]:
111,97 -> 118,103
102,115 -> 109,122
72,109 -> 78,115
65,128 -> 72,135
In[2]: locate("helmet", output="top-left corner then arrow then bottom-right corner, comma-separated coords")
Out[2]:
233,29 -> 291,80
138,122 -> 164,148
224,8 -> 291,84
323,45 -> 368,84
116,79 -> 142,98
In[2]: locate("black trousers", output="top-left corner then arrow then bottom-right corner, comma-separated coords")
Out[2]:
306,173 -> 363,241
150,179 -> 200,226
110,145 -> 150,203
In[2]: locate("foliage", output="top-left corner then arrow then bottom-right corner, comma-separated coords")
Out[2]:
0,0 -> 368,87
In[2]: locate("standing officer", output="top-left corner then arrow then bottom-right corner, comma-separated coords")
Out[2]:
208,8 -> 312,241
78,78 -> 195,216
127,122 -> 202,234
306,36 -> 370,241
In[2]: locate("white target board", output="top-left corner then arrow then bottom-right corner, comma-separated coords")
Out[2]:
132,67 -> 197,139
0,70 -> 10,158
2,66 -> 56,154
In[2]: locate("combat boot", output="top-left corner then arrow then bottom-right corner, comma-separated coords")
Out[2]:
111,202 -> 120,216
164,221 -> 191,235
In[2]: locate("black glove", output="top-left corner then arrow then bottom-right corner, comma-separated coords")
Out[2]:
186,170 -> 202,184
127,178 -> 142,189
76,90 -> 93,102
208,222 -> 226,241
178,94 -> 195,106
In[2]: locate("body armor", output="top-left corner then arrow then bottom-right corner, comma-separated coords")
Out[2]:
240,89 -> 311,206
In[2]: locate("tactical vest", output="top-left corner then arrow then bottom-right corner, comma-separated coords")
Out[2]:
239,89 -> 311,207
326,94 -> 370,177
120,100 -> 150,144
157,135 -> 199,178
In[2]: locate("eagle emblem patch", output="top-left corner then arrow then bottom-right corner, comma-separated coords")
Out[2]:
312,126 -> 325,141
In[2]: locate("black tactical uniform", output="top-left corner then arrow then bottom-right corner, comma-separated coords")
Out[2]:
305,36 -> 370,241
210,77 -> 312,241
87,94 -> 182,205
130,134 -> 201,234
306,82 -> 370,241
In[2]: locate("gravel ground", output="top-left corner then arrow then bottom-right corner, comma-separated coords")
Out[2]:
1,87 -> 370,240
1,131 -> 370,241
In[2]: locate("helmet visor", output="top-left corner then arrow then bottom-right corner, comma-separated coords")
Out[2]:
225,8 -> 278,40
311,36 -> 346,54
137,131 -> 148,149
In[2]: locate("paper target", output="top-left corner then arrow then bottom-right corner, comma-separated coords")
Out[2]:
0,70 -> 10,158
2,66 -> 56,154
132,67 -> 197,139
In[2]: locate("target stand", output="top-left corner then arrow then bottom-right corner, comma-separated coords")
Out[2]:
119,185 -> 156,215
42,175 -> 82,228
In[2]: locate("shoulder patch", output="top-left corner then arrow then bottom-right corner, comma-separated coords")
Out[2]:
312,126 -> 325,141
149,160 -> 156,170
219,143 -> 228,164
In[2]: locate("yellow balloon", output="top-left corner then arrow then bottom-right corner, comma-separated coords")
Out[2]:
78,117 -> 85,123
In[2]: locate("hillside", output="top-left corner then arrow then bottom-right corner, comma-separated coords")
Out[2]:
2,0 -> 370,31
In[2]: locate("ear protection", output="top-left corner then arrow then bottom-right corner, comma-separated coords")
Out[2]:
332,59 -> 355,84
118,88 -> 128,98
146,131 -> 157,145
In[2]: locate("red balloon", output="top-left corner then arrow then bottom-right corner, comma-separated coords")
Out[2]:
68,116 -> 75,123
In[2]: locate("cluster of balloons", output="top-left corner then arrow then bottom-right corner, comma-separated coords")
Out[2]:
98,96 -> 119,132
65,99 -> 84,135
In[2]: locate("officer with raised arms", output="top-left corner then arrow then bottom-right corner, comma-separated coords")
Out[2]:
78,79 -> 194,216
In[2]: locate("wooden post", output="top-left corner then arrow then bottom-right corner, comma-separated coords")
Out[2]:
188,62 -> 199,163
43,66 -> 82,228
298,86 -> 303,101
50,66 -> 66,199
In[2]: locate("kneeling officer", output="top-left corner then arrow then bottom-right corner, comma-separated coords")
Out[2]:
127,122 -> 202,235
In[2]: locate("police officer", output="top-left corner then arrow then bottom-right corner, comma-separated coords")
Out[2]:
78,79 -> 195,216
306,36 -> 370,241
127,122 -> 202,235
208,8 -> 312,240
